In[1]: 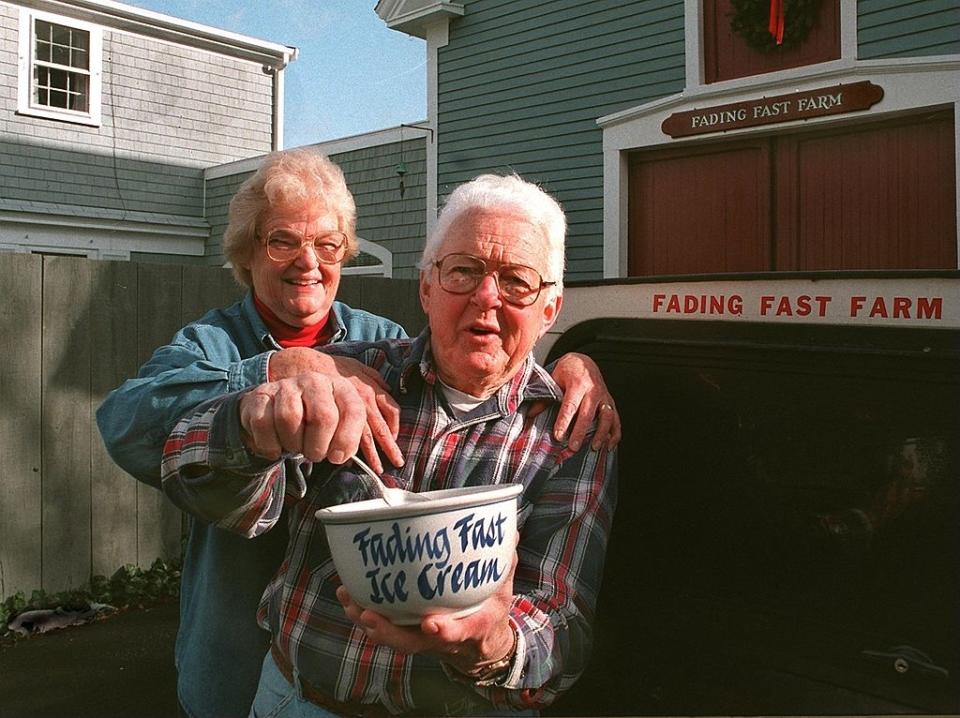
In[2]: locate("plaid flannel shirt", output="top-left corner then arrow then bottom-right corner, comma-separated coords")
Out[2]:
161,331 -> 617,714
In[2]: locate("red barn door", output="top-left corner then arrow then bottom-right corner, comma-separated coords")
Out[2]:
628,111 -> 957,276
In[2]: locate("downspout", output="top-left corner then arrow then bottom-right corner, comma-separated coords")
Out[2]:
269,47 -> 299,151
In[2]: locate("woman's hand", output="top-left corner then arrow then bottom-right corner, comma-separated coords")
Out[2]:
541,352 -> 621,451
239,373 -> 367,464
268,348 -> 403,471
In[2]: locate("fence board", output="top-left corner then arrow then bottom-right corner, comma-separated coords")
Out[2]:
180,265 -> 244,326
89,261 -> 140,577
136,264 -> 185,563
0,254 -> 43,599
41,257 -> 94,593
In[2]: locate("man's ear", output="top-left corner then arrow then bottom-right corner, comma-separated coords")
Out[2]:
538,292 -> 562,339
419,271 -> 431,314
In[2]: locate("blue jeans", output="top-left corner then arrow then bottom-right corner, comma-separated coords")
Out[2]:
249,651 -> 538,717
249,652 -> 338,718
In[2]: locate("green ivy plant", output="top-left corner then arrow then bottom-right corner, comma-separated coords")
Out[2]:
1,557 -> 181,638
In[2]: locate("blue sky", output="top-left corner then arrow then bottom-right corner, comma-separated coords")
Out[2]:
125,0 -> 427,148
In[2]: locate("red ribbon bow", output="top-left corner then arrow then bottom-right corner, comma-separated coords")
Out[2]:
769,0 -> 786,45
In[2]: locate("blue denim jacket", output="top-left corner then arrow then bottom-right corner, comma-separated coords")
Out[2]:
96,291 -> 407,718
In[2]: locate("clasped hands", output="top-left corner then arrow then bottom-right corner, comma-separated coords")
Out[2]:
238,347 -> 402,473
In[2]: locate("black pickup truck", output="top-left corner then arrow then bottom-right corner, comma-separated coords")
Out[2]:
542,272 -> 959,716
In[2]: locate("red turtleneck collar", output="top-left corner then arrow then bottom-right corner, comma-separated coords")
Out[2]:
253,293 -> 333,348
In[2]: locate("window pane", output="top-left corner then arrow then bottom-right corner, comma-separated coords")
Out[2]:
72,29 -> 89,54
52,42 -> 70,66
48,89 -> 68,109
35,20 -> 52,62
67,75 -> 88,112
47,67 -> 69,91
51,24 -> 71,47
71,46 -> 89,71
34,66 -> 49,105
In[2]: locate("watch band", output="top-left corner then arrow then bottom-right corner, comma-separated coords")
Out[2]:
451,626 -> 518,684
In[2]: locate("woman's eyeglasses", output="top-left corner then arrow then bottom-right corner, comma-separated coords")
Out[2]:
261,229 -> 347,264
434,253 -> 554,307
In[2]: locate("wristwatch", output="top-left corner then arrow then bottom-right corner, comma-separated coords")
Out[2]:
452,626 -> 518,685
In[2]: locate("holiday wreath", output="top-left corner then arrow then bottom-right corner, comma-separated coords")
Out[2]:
729,0 -> 824,52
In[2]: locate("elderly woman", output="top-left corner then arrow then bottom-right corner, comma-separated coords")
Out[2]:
97,151 -> 619,718
160,173 -> 618,716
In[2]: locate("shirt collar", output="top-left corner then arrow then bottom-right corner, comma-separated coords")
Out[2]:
244,291 -> 346,349
327,303 -> 348,342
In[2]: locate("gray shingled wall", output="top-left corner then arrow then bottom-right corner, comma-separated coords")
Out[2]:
0,3 -> 273,220
204,171 -> 249,260
337,139 -> 427,279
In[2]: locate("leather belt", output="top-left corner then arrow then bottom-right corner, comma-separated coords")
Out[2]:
270,643 -> 394,717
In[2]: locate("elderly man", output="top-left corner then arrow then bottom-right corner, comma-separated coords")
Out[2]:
97,151 -> 619,718
160,173 -> 618,716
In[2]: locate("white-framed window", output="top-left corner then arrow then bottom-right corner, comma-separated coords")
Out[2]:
17,8 -> 102,126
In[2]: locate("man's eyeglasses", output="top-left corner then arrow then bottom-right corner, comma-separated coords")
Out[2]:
434,253 -> 555,307
261,229 -> 347,264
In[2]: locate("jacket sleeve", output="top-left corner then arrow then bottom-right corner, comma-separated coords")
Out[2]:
159,391 -> 302,537
95,324 -> 271,488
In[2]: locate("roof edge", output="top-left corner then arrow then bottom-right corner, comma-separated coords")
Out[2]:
375,0 -> 463,39
10,0 -> 297,67
205,123 -> 431,181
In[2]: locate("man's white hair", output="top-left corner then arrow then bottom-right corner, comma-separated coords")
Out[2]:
419,174 -> 566,294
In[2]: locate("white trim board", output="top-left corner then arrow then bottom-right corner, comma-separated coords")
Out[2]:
1,204 -> 208,260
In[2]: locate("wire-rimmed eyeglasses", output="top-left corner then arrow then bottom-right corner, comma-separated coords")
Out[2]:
434,253 -> 555,307
261,229 -> 347,264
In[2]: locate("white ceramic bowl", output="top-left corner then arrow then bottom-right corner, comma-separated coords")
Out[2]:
316,483 -> 522,625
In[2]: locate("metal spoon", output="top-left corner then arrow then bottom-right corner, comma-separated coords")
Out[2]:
350,455 -> 430,506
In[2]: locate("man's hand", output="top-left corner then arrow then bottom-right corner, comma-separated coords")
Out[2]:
239,373 -> 367,465
336,553 -> 517,674
540,352 -> 621,452
268,348 -> 403,471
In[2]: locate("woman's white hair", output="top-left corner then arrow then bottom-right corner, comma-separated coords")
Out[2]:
418,173 -> 566,294
223,148 -> 358,287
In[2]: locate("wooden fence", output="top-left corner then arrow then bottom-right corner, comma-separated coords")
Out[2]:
0,253 -> 424,600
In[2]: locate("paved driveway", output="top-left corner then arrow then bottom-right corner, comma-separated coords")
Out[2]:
0,602 -> 179,718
